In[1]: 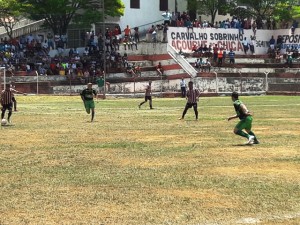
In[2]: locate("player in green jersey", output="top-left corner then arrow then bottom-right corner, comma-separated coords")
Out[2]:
228,91 -> 259,145
80,83 -> 97,122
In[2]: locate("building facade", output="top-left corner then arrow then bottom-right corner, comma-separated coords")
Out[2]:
106,0 -> 187,31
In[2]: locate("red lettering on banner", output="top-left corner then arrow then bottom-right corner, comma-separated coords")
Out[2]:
237,42 -> 243,51
173,40 -> 210,51
231,41 -> 236,51
216,40 -> 243,52
171,40 -> 176,48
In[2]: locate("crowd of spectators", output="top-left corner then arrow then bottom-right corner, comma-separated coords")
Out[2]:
160,9 -> 295,32
0,10 -> 299,83
0,25 -> 143,83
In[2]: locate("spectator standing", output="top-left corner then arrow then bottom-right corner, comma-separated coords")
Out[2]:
250,36 -> 255,55
228,49 -> 235,64
193,19 -> 201,28
269,35 -> 276,50
222,48 -> 227,64
184,18 -> 193,32
217,49 -> 223,66
252,21 -> 257,36
213,44 -> 218,65
176,18 -> 184,27
180,78 -> 186,98
42,40 -> 49,53
171,12 -> 177,27
202,20 -> 209,27
203,58 -> 211,72
276,35 -> 283,50
156,62 -> 164,76
46,32 -> 54,50
242,37 -> 249,54
133,27 -> 140,43
162,10 -> 172,25
162,24 -> 168,42
96,76 -> 105,94
124,25 -> 131,40
291,20 -> 298,35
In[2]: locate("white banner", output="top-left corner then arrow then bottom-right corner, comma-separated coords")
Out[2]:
167,27 -> 299,55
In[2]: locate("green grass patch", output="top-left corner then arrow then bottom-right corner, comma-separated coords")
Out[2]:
0,95 -> 299,224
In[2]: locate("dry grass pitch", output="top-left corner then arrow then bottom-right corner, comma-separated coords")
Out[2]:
0,95 -> 299,225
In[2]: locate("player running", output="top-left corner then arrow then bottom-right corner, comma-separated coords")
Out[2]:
80,83 -> 97,122
138,81 -> 153,109
228,91 -> 259,145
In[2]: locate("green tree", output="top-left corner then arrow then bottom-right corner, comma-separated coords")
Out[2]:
238,0 -> 283,20
187,0 -> 236,24
273,1 -> 300,22
0,0 -> 26,40
20,0 -> 125,35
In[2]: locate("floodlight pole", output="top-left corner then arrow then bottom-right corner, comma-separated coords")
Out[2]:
0,67 -> 6,91
102,0 -> 106,99
134,76 -> 136,96
160,72 -> 163,97
214,72 -> 218,94
239,70 -> 242,94
264,71 -> 270,92
35,70 -> 39,95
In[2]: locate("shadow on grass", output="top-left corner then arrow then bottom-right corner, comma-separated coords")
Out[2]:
232,144 -> 254,147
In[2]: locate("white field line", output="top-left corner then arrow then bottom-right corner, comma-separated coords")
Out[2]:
236,211 -> 300,224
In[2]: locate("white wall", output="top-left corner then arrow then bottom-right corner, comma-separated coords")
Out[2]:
107,0 -> 187,32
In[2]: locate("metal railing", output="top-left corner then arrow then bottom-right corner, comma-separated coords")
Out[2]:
132,19 -> 164,39
167,43 -> 198,78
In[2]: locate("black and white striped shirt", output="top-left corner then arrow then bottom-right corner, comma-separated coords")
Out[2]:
1,89 -> 13,105
186,89 -> 200,104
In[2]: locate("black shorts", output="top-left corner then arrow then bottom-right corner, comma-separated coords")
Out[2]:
1,103 -> 13,111
186,102 -> 197,108
145,96 -> 152,101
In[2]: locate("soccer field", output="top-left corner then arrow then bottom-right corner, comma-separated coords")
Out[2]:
1,95 -> 300,224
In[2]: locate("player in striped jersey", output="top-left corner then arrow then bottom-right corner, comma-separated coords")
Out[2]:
1,84 -> 14,123
179,81 -> 200,120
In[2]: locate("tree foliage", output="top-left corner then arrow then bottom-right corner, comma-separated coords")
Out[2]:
273,1 -> 300,22
187,0 -> 237,24
0,0 -> 26,39
20,0 -> 125,35
239,0 -> 288,19
237,0 -> 300,24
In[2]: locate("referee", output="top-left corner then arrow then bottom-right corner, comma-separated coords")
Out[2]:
1,84 -> 14,123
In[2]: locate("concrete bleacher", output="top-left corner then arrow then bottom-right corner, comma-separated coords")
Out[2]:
5,41 -> 300,95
